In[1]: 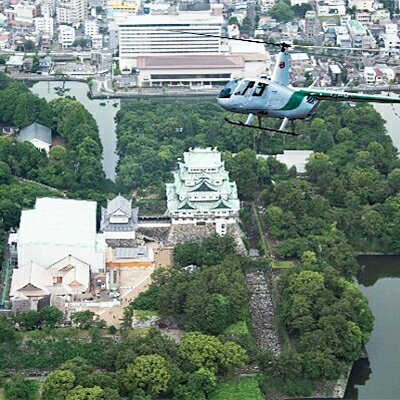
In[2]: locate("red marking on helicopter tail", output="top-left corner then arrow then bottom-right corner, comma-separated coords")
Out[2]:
279,61 -> 285,69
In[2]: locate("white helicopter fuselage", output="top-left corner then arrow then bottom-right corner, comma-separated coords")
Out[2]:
215,48 -> 400,133
217,78 -> 319,120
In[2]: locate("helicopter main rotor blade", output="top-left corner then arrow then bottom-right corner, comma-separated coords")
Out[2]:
156,28 -> 289,49
292,44 -> 400,53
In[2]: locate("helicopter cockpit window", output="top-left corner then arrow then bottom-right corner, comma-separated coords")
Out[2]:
218,78 -> 242,99
235,80 -> 255,96
252,82 -> 268,97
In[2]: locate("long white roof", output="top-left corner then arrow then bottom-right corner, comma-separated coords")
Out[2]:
18,198 -> 98,248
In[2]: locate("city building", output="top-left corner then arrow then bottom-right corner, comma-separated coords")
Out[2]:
316,0 -> 346,16
166,147 -> 240,226
17,198 -> 105,273
59,25 -> 75,47
17,122 -> 52,153
347,20 -> 376,48
84,18 -> 98,37
116,13 -> 224,71
91,33 -> 103,49
34,16 -> 54,37
304,11 -> 319,43
57,0 -> 88,25
5,55 -> 24,72
136,55 -> 244,87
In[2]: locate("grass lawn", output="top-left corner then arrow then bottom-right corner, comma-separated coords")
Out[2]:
0,389 -> 4,400
210,376 -> 264,400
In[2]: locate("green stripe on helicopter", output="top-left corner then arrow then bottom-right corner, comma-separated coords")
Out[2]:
279,91 -> 307,110
298,89 -> 400,104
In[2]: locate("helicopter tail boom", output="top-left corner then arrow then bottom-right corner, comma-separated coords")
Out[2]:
299,89 -> 400,104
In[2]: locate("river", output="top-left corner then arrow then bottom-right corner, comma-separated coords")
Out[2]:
345,256 -> 400,399
30,81 -> 120,180
345,104 -> 400,399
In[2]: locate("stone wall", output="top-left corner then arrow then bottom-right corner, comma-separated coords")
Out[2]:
245,270 -> 282,355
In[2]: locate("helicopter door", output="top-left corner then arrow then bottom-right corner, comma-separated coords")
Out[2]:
269,90 -> 281,109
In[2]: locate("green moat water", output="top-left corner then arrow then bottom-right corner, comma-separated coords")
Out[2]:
345,256 -> 400,399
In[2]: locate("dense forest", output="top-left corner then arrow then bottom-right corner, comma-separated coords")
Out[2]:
116,100 -> 400,254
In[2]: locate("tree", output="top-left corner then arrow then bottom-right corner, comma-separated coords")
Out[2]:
268,3 -> 295,22
66,386 -> 105,400
41,370 -> 75,400
124,354 -> 173,396
292,3 -> 312,17
72,38 -> 89,48
39,306 -> 64,328
178,332 -> 248,374
388,168 -> 400,192
24,40 -> 35,51
15,310 -> 41,330
71,311 -> 97,329
0,161 -> 11,184
173,242 -> 200,266
0,318 -> 18,344
5,374 -> 37,400
225,150 -> 265,200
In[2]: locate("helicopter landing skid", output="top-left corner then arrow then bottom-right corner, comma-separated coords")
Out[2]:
224,118 -> 299,136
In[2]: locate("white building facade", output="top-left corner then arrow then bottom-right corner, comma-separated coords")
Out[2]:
59,25 -> 75,47
34,16 -> 54,37
17,198 -> 105,273
116,13 -> 224,71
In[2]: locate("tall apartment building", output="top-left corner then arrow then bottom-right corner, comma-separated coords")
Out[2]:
304,11 -> 319,43
116,13 -> 224,70
34,16 -> 54,36
59,24 -> 75,47
84,18 -> 98,37
56,0 -> 88,24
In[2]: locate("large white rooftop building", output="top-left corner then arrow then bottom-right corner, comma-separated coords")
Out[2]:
17,198 -> 105,273
116,13 -> 224,71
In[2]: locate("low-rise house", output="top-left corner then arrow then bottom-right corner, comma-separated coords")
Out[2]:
17,122 -> 52,153
22,57 -> 33,72
5,55 -> 24,72
39,55 -> 52,74
9,256 -> 90,307
0,32 -> 10,49
328,63 -> 342,84
364,66 -> 376,83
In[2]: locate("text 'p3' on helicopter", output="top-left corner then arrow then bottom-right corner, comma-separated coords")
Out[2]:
160,29 -> 400,136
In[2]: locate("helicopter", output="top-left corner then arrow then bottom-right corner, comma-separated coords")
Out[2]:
159,30 -> 400,135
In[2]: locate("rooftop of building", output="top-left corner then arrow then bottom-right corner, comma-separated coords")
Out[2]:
137,55 -> 244,70
17,122 -> 51,144
18,197 -> 99,249
100,195 -> 139,232
348,19 -> 367,35
115,12 -> 223,25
